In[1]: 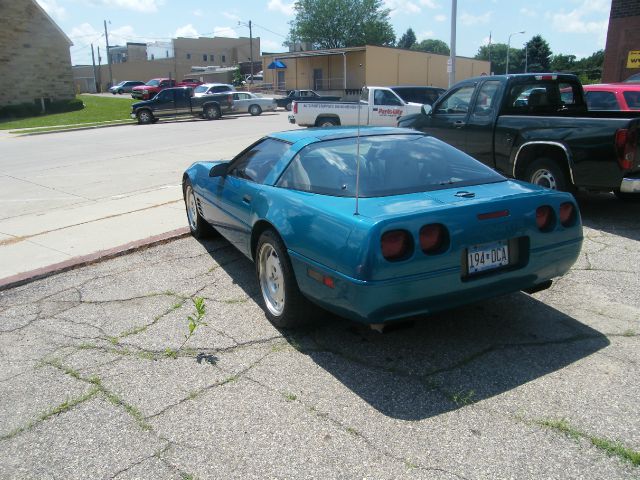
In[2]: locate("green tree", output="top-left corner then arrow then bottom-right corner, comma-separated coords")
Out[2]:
524,35 -> 552,72
288,0 -> 395,49
550,54 -> 577,72
412,39 -> 450,55
397,28 -> 417,49
475,42 -> 522,74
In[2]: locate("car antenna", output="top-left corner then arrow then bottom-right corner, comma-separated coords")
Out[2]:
355,70 -> 365,216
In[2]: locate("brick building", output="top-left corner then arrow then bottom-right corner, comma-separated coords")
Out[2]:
602,0 -> 640,82
0,0 -> 75,106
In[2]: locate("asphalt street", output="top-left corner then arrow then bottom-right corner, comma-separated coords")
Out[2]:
0,192 -> 638,479
0,110 -> 301,280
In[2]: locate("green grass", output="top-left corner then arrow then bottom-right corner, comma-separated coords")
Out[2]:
0,95 -> 136,130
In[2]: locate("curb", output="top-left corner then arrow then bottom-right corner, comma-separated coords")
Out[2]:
0,227 -> 190,292
12,121 -> 135,136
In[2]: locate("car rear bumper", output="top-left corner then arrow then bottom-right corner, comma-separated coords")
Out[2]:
289,237 -> 582,324
620,175 -> 640,193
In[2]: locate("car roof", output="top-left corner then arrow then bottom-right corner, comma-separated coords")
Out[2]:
391,85 -> 445,90
269,126 -> 422,144
201,83 -> 233,87
584,83 -> 640,92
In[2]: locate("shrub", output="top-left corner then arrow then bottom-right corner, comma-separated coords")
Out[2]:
0,98 -> 85,120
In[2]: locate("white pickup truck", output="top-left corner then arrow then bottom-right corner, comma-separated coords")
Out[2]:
288,86 -> 425,127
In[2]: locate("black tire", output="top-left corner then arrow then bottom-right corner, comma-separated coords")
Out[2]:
285,102 -> 292,111
316,117 -> 339,127
249,104 -> 262,116
523,157 -> 568,191
255,230 -> 308,328
183,179 -> 214,239
111,91 -> 116,95
204,104 -> 221,120
613,189 -> 640,202
118,89 -> 123,95
136,109 -> 154,125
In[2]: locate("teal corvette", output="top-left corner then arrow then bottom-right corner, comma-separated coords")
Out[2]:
183,127 -> 583,328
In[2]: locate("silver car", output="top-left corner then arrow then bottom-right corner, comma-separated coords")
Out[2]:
193,83 -> 235,97
231,92 -> 277,116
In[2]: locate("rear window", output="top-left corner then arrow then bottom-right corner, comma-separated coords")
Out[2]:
277,134 -> 505,197
504,81 -> 583,113
585,91 -> 620,110
622,91 -> 640,109
392,87 -> 444,105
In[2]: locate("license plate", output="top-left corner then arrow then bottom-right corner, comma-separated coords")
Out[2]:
467,240 -> 509,275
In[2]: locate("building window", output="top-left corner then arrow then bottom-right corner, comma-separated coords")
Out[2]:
222,55 -> 226,63
151,54 -> 155,60
203,54 -> 207,62
166,50 -> 169,58
186,53 -> 191,60
210,54 -> 214,61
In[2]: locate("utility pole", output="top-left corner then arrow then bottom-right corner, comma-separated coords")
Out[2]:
488,31 -> 492,75
506,31 -> 525,74
239,20 -> 255,90
104,20 -> 113,88
91,43 -> 98,93
448,0 -> 457,87
97,46 -> 102,92
524,44 -> 528,73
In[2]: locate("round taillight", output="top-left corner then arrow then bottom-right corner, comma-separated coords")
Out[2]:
420,224 -> 448,254
559,202 -> 576,226
536,205 -> 554,231
381,230 -> 412,261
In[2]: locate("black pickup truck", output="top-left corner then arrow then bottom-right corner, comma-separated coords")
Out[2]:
398,74 -> 640,198
130,87 -> 235,125
276,89 -> 342,111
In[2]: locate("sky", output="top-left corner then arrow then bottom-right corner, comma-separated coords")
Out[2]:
35,0 -> 613,66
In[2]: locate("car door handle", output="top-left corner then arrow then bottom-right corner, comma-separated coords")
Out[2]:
372,108 -> 378,111
453,120 -> 466,128
242,195 -> 251,204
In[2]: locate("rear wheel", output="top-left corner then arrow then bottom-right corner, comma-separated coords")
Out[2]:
317,117 -> 339,127
524,158 -> 568,191
204,104 -> 221,120
256,230 -> 307,328
249,104 -> 262,116
136,109 -> 153,125
118,89 -> 124,94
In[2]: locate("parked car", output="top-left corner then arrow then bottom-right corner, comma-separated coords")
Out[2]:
130,87 -> 234,124
177,78 -> 203,88
193,83 -> 235,97
289,86 -> 422,127
131,78 -> 176,100
390,86 -> 446,106
230,92 -> 277,116
398,73 -> 640,199
583,83 -> 640,111
109,80 -> 144,95
276,89 -> 342,111
182,127 -> 582,328
623,73 -> 640,83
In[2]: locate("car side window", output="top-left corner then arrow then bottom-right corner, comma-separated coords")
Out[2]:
155,90 -> 173,102
374,90 -> 403,106
472,81 -> 500,116
435,86 -> 474,114
232,93 -> 240,100
228,138 -> 290,184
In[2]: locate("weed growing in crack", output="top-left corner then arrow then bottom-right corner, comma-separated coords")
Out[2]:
345,426 -> 360,437
451,389 -> 476,407
623,329 -> 635,337
165,297 -> 208,359
284,392 -> 297,402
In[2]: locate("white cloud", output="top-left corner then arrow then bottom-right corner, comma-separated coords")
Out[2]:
223,11 -> 241,21
550,0 -> 609,37
261,38 -> 284,52
213,26 -> 239,38
416,30 -> 435,41
520,7 -> 537,17
267,0 -> 295,16
175,24 -> 199,38
384,0 -> 420,16
78,0 -> 164,13
36,0 -> 66,20
193,9 -> 203,17
419,0 -> 439,7
435,14 -> 446,22
460,11 -> 491,26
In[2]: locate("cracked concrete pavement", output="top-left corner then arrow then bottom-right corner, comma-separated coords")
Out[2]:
0,192 -> 638,479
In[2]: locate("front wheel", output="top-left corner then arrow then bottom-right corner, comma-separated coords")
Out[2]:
183,180 -> 213,238
136,109 -> 153,125
256,230 -> 307,328
118,89 -> 123,95
524,158 -> 568,191
249,104 -> 262,116
204,104 -> 221,120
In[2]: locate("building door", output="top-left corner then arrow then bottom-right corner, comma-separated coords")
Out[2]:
277,71 -> 286,91
313,69 -> 323,90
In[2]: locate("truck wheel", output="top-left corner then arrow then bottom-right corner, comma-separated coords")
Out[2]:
204,105 -> 221,120
524,158 -> 567,191
317,117 -> 338,127
249,104 -> 262,116
137,110 -> 153,125
285,102 -> 293,111
613,190 -> 640,202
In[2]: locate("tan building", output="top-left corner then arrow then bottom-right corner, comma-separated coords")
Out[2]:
261,45 -> 490,94
0,0 -> 74,106
93,36 -> 260,90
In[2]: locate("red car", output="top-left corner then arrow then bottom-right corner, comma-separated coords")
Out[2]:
583,83 -> 640,111
177,78 -> 203,88
131,78 -> 176,100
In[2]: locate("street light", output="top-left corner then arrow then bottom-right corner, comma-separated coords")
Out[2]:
506,30 -> 525,74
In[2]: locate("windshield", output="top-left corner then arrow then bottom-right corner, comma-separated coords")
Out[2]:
145,79 -> 160,86
194,85 -> 208,93
277,134 -> 505,197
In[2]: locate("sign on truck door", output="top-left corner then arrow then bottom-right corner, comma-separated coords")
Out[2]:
370,89 -> 406,126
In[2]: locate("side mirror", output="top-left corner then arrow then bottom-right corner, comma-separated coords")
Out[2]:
209,163 -> 229,177
421,104 -> 433,116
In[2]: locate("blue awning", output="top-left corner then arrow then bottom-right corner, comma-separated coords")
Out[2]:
267,60 -> 287,69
